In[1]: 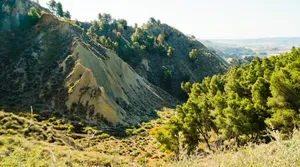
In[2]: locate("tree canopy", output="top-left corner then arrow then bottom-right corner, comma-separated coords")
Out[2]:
158,47 -> 300,155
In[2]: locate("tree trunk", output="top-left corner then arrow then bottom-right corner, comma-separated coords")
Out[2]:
199,128 -> 211,150
203,134 -> 211,150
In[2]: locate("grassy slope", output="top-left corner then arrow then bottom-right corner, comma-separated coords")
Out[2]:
0,109 -> 175,166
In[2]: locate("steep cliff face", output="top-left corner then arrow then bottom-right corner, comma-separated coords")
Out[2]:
63,40 -> 175,126
0,5 -> 175,126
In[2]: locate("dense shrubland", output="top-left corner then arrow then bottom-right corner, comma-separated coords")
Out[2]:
157,47 -> 300,156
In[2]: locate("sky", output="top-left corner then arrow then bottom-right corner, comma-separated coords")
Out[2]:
39,0 -> 300,39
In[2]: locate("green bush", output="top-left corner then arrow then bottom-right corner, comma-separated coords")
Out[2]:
97,133 -> 110,139
27,7 -> 40,25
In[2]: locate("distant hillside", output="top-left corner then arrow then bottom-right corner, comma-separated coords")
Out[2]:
210,37 -> 300,46
200,40 -> 257,58
203,37 -> 300,57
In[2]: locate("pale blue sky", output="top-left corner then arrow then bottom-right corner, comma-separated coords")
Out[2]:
39,0 -> 300,39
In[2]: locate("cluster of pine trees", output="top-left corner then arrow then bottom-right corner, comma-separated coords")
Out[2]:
157,47 -> 300,156
47,0 -> 70,19
85,15 -> 175,67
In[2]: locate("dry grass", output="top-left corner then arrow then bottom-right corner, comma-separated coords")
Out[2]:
166,130 -> 300,167
0,135 -> 131,167
87,107 -> 176,166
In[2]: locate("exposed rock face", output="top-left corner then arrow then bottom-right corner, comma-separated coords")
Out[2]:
64,42 -> 175,125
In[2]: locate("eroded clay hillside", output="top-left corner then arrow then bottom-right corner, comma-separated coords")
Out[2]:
78,16 -> 228,99
0,0 -> 175,126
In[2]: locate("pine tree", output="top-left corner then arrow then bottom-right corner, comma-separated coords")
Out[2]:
64,10 -> 71,19
47,0 -> 56,12
56,2 -> 63,17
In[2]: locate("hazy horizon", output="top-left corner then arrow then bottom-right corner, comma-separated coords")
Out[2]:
39,0 -> 300,39
201,36 -> 300,41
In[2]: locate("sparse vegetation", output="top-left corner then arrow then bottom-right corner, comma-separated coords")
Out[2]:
0,109 -> 175,166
